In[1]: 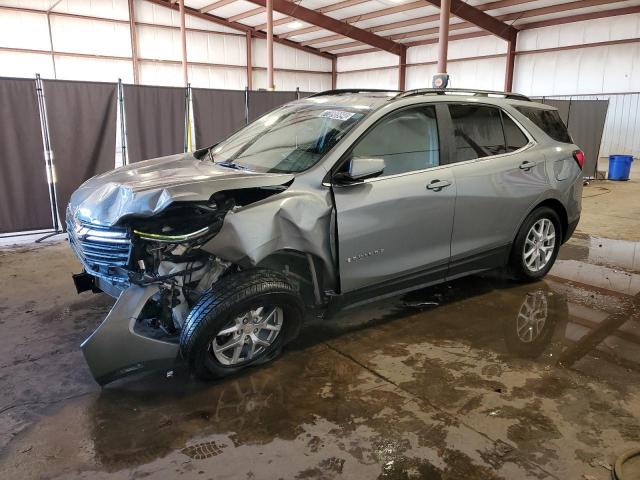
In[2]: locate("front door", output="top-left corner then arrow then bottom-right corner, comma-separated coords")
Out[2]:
332,105 -> 456,293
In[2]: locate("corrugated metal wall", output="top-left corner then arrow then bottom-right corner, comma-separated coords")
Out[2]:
514,13 -> 640,158
335,13 -> 640,158
0,0 -> 331,90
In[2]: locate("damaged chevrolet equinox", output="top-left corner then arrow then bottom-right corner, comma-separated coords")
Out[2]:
67,88 -> 583,384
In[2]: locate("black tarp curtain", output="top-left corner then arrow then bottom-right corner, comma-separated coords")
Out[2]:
124,85 -> 186,163
193,88 -> 245,148
0,78 -> 51,233
44,80 -> 118,224
541,99 -> 609,177
0,77 -> 302,235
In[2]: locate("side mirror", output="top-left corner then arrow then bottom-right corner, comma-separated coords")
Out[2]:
334,157 -> 385,184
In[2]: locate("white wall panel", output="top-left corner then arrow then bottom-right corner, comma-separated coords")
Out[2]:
135,0 -> 242,34
253,38 -> 331,71
514,43 -> 640,96
336,68 -> 398,90
252,70 -> 331,91
517,14 -> 640,52
0,50 -> 54,78
50,16 -> 131,57
53,55 -> 133,83
0,0 -> 51,9
406,57 -> 507,91
408,36 -> 507,64
189,64 -> 247,89
187,30 -> 245,66
405,64 -> 436,90
53,0 -> 130,21
139,60 -> 182,87
137,24 -> 182,61
0,10 -> 50,50
337,51 -> 398,71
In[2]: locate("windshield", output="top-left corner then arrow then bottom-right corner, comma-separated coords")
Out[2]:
207,104 -> 366,173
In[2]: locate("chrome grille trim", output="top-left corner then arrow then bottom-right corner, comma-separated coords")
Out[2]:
66,211 -> 132,281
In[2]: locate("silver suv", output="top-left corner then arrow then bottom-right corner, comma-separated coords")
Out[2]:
67,88 -> 583,384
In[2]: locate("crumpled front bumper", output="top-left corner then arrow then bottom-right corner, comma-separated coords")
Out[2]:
81,284 -> 180,385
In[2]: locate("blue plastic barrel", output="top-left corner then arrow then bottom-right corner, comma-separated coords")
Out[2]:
608,155 -> 633,181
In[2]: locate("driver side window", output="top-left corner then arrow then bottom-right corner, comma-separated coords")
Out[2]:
350,106 -> 439,177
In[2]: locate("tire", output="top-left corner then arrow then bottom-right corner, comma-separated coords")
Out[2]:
180,268 -> 304,380
508,206 -> 562,282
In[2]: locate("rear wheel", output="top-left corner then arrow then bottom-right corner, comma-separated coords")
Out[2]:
509,207 -> 561,282
180,269 -> 304,380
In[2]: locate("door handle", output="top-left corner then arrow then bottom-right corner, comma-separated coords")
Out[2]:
519,161 -> 534,171
426,179 -> 451,192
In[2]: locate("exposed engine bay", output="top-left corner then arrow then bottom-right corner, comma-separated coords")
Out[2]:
67,168 -> 333,385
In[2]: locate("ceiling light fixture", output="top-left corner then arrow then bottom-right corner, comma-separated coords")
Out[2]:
288,21 -> 304,29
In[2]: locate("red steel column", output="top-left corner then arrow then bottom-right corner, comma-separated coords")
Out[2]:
398,46 -> 406,91
504,36 -> 516,91
331,57 -> 337,89
246,31 -> 253,90
179,0 -> 188,86
266,0 -> 275,90
436,0 -> 451,75
128,0 -> 139,84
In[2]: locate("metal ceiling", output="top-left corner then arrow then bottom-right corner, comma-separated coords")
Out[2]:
181,0 -> 640,56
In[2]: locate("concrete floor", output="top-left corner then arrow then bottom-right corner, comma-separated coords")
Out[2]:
1,177 -> 639,479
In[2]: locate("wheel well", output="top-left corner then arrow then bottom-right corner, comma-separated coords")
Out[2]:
256,250 -> 331,307
533,199 -> 569,242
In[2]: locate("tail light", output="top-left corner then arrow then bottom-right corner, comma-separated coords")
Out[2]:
573,150 -> 585,170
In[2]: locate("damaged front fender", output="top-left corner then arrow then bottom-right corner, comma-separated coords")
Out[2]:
202,188 -> 336,285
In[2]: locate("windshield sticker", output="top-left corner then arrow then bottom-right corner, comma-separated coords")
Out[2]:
320,110 -> 355,121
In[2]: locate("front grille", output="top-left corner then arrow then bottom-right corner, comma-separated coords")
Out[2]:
67,212 -> 132,280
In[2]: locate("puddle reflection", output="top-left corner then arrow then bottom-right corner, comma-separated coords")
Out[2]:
82,268 -> 639,472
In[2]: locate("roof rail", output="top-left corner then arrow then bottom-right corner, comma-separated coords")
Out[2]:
308,89 -> 399,97
397,88 -> 531,102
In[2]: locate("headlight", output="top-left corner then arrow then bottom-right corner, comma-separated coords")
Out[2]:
134,226 -> 210,242
130,203 -> 220,244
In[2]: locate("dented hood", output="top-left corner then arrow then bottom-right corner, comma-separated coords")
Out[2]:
68,153 -> 294,226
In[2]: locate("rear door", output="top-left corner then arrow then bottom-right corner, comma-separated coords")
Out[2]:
442,103 -> 548,278
332,104 -> 456,293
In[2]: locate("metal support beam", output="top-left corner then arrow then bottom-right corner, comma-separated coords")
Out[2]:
145,0 -> 335,60
331,57 -> 337,89
230,6 -> 264,22
436,0 -> 450,74
266,0 -> 274,90
243,0 -> 404,55
179,0 -> 188,86
255,0 -> 370,31
128,0 -> 140,84
398,47 -> 406,91
246,31 -> 253,90
200,0 -> 238,13
504,36 -> 516,91
424,0 -> 517,42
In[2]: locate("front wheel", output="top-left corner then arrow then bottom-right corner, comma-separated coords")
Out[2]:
508,207 -> 562,282
180,268 -> 304,380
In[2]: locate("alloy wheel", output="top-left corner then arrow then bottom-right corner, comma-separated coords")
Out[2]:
211,306 -> 283,366
523,218 -> 556,272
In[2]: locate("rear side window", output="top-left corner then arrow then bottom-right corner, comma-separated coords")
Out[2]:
515,106 -> 572,143
502,113 -> 529,152
448,105 -> 528,162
